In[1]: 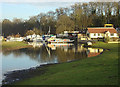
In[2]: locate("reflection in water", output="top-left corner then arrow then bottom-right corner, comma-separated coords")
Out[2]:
87,48 -> 103,57
2,44 -> 103,63
2,43 -> 103,82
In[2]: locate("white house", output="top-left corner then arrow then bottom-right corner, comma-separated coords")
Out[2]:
87,27 -> 119,40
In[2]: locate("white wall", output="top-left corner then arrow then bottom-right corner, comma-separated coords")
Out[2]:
89,33 -> 118,38
89,33 -> 103,38
110,33 -> 119,38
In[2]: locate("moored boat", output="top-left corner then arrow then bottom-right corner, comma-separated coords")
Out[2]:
47,37 -> 74,44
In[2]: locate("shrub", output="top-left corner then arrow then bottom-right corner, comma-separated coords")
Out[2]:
104,36 -> 109,43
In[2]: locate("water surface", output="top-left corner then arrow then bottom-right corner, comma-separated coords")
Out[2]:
1,44 -> 103,83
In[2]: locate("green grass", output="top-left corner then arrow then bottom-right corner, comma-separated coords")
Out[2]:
2,41 -> 28,51
13,42 -> 119,85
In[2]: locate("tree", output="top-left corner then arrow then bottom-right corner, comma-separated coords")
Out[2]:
56,15 -> 75,34
33,28 -> 42,35
15,33 -> 21,37
2,19 -> 13,37
25,30 -> 34,36
72,7 -> 83,29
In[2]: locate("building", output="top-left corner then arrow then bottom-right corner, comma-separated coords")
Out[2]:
87,27 -> 119,40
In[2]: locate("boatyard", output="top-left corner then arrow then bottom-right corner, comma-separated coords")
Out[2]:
1,24 -> 119,85
1,1 -> 120,86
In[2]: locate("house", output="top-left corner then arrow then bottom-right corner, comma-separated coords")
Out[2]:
87,27 -> 119,40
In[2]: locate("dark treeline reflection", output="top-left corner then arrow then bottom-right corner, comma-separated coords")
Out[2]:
2,44 -> 103,63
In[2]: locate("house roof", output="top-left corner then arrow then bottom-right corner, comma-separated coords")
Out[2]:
87,27 -> 117,33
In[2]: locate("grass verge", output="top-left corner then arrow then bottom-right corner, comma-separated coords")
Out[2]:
1,41 -> 30,51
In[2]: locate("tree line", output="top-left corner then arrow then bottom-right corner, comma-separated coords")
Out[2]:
1,2 -> 120,37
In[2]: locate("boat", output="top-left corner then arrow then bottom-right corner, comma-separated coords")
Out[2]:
87,42 -> 92,46
47,43 -> 74,50
33,38 -> 43,42
47,37 -> 74,44
6,37 -> 23,42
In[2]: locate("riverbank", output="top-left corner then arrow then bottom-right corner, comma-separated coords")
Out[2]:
3,42 -> 119,85
1,41 -> 31,51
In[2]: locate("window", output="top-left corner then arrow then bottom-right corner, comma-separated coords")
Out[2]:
111,33 -> 114,36
98,33 -> 100,36
94,33 -> 96,36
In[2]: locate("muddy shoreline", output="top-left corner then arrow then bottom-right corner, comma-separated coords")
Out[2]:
2,58 -> 87,85
2,63 -> 59,85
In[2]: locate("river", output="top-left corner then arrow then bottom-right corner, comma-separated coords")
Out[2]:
1,43 -> 103,84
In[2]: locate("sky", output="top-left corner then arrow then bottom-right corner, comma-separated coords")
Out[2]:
0,0 -> 119,21
0,2 -> 79,21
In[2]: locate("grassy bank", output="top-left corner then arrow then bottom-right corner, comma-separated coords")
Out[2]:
12,42 -> 119,85
2,41 -> 29,51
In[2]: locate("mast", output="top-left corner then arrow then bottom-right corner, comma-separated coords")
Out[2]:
48,26 -> 50,34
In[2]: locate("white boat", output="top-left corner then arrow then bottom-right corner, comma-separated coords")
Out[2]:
87,42 -> 92,46
6,37 -> 23,42
50,43 -> 73,46
47,43 -> 73,50
48,37 -> 74,44
33,38 -> 43,42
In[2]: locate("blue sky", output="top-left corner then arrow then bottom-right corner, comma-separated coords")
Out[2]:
1,2 -> 78,21
1,0 -> 119,21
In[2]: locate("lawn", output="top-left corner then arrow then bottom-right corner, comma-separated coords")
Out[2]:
2,41 -> 29,51
12,42 -> 119,85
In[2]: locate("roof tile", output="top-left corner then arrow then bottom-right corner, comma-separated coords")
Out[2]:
88,28 -> 117,33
